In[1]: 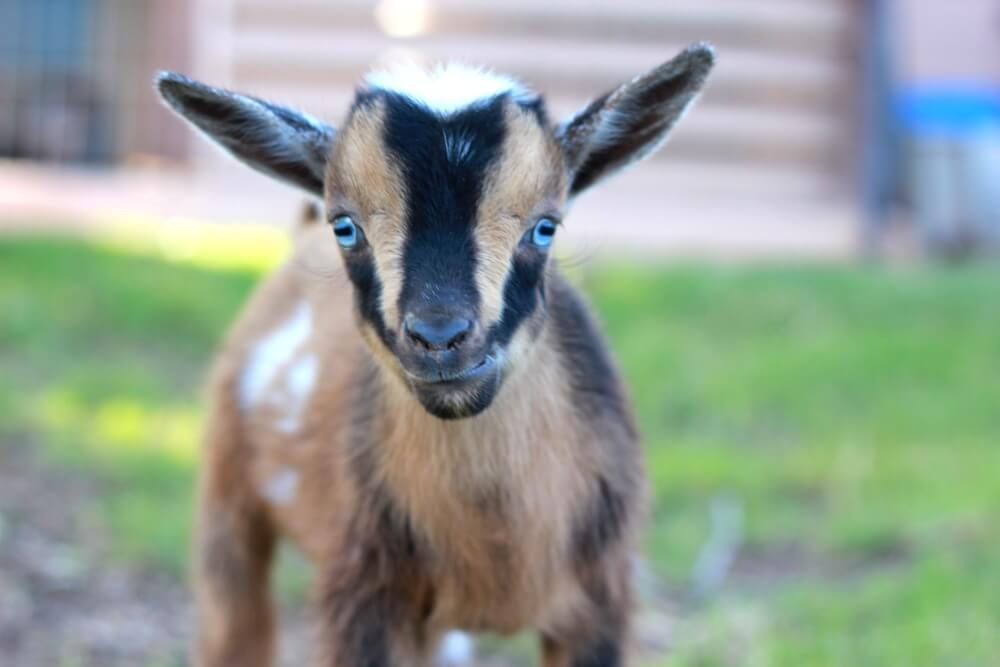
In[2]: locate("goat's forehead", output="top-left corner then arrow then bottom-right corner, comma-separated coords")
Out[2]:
330,76 -> 561,215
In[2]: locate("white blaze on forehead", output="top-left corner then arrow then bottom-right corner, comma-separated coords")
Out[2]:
239,301 -> 313,408
364,62 -> 537,116
436,631 -> 475,667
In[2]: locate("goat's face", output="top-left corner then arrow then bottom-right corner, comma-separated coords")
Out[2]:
156,45 -> 715,419
324,84 -> 565,418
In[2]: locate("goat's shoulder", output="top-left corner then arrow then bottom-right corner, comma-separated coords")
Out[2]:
545,269 -> 644,570
203,234 -> 363,558
546,269 -> 638,446
209,230 -> 356,396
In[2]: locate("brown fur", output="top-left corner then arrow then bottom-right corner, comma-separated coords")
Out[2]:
193,99 -> 643,667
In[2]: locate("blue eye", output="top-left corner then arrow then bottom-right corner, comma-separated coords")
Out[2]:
531,218 -> 557,247
332,215 -> 358,248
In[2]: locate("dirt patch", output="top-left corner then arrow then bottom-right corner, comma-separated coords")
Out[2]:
0,437 -> 316,667
0,437 -> 189,666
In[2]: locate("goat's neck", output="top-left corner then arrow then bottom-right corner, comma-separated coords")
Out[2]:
368,327 -> 580,511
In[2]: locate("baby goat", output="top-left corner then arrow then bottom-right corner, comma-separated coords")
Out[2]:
156,43 -> 714,667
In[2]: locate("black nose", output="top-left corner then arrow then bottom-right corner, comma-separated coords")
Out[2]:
403,313 -> 473,351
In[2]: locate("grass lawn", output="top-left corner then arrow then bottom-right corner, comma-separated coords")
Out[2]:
1,232 -> 998,666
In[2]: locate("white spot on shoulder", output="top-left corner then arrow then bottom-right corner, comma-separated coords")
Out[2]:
274,353 -> 318,433
261,467 -> 299,505
365,62 -> 537,116
437,631 -> 475,667
239,301 -> 312,409
286,353 -> 319,397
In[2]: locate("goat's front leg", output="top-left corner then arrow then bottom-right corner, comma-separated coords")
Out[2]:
318,588 -> 430,667
320,574 -> 429,667
542,616 -> 629,667
316,520 -> 433,667
193,393 -> 277,667
541,560 -> 633,667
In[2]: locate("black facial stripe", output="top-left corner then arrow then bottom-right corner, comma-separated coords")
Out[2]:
380,93 -> 509,320
342,249 -> 394,348
489,253 -> 547,346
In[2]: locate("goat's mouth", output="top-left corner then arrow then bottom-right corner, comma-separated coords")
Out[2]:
403,351 -> 501,387
400,349 -> 506,419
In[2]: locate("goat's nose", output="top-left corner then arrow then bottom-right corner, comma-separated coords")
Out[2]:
403,313 -> 473,351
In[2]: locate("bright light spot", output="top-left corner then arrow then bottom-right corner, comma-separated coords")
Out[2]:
99,217 -> 290,272
157,217 -> 203,262
374,0 -> 432,38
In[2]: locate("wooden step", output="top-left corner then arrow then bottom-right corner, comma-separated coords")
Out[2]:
586,158 -> 846,203
233,0 -> 853,58
229,28 -> 850,113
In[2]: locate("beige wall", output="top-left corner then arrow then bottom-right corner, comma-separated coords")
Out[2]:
894,0 -> 1000,86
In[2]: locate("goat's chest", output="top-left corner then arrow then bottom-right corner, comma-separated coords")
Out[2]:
364,359 -> 594,633
380,429 -> 588,633
415,480 -> 577,633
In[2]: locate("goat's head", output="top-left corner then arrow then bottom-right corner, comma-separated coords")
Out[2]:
156,44 -> 714,419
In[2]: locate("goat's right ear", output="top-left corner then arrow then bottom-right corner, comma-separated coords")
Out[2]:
155,72 -> 335,195
556,43 -> 715,198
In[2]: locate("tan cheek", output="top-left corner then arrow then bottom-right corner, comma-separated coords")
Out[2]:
368,216 -> 407,329
503,314 -> 538,370
474,126 -> 564,326
474,216 -> 525,326
359,322 -> 405,381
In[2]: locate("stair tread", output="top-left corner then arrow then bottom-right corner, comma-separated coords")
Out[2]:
235,0 -> 853,54
231,30 -> 850,115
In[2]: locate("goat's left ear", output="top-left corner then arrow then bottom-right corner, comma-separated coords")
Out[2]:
556,43 -> 715,197
155,72 -> 335,195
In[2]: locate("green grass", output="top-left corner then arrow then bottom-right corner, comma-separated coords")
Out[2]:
588,264 -> 1000,666
0,235 -> 262,573
1,233 -> 998,665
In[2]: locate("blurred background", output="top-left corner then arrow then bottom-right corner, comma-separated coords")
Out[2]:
1,1 -> 998,666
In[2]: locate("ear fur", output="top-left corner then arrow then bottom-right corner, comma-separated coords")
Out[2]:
556,43 -> 715,197
155,72 -> 335,195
